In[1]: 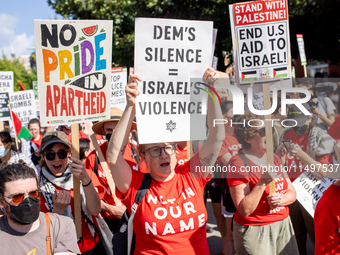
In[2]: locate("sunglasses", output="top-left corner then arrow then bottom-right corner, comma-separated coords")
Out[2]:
44,150 -> 69,161
254,127 -> 274,137
144,144 -> 177,158
5,190 -> 41,204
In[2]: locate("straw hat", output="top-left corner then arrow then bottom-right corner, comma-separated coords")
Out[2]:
92,107 -> 137,135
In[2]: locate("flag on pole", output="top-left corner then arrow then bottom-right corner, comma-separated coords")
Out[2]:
17,80 -> 25,91
10,110 -> 32,141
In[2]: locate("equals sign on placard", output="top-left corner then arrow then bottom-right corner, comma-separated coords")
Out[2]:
169,69 -> 178,76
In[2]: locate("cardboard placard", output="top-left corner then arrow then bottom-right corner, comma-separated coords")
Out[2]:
110,67 -> 127,110
0,92 -> 10,121
34,20 -> 113,126
293,172 -> 337,217
229,0 -> 291,86
134,18 -> 213,144
0,71 -> 14,93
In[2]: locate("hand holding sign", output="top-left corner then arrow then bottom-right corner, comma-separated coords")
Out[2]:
126,75 -> 142,106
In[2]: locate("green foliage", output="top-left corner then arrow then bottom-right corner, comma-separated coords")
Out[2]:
47,0 -> 340,69
0,55 -> 37,91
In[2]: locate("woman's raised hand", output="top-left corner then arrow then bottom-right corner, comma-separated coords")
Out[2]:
126,74 -> 142,106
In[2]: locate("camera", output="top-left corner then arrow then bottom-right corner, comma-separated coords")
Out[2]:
308,101 -> 317,110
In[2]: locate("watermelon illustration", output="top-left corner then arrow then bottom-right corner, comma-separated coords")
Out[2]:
82,25 -> 98,37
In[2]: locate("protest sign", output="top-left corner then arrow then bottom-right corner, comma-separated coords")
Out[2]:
0,92 -> 10,121
9,90 -> 37,137
9,90 -> 37,125
0,71 -> 14,93
34,20 -> 113,126
32,81 -> 40,114
229,0 -> 291,86
293,172 -> 337,217
134,18 -> 213,144
296,34 -> 307,77
296,34 -> 307,66
110,67 -> 127,110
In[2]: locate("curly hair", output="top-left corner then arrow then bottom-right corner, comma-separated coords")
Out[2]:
234,111 -> 265,150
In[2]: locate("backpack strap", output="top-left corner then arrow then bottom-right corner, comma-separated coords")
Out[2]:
130,142 -> 140,165
93,153 -> 99,175
128,173 -> 152,255
45,213 -> 51,255
237,149 -> 250,168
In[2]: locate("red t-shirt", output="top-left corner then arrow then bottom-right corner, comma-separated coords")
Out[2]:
222,133 -> 242,157
315,184 -> 340,255
40,169 -> 105,253
328,115 -> 340,142
116,154 -> 211,255
66,131 -> 89,143
31,134 -> 43,148
95,134 -> 106,146
176,145 -> 189,166
227,154 -> 289,226
283,129 -> 333,181
85,142 -> 146,219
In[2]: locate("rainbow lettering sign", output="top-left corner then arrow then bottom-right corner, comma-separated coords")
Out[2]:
34,20 -> 113,126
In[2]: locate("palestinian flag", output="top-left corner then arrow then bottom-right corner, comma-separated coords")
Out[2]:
241,71 -> 257,82
10,110 -> 32,141
273,67 -> 288,78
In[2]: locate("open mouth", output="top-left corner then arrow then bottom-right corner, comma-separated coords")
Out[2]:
160,162 -> 170,167
53,165 -> 63,171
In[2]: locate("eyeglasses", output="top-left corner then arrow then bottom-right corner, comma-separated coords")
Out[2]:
44,150 -> 69,161
144,144 -> 177,158
5,190 -> 41,204
254,127 -> 274,137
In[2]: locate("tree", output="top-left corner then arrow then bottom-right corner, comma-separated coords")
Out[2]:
0,55 -> 37,91
47,0 -> 340,70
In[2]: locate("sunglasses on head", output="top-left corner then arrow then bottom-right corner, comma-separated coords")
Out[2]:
44,150 -> 69,161
254,127 -> 274,137
5,190 -> 41,204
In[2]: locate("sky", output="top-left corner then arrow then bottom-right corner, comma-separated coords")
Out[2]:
0,0 -> 62,58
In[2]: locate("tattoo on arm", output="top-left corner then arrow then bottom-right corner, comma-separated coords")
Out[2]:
330,113 -> 336,118
199,153 -> 214,167
120,145 -> 127,155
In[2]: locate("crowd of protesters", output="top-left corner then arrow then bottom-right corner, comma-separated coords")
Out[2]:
1,69 -> 340,255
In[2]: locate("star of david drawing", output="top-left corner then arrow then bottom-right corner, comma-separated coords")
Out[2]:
166,120 -> 176,133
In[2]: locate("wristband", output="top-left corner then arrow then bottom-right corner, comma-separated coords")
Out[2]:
82,179 -> 92,187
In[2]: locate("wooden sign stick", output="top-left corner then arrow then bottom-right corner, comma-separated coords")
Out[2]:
262,83 -> 276,209
71,124 -> 82,238
187,141 -> 192,160
0,121 -> 4,131
84,122 -> 122,206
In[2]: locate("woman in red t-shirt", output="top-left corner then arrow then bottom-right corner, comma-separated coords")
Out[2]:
228,111 -> 298,255
38,131 -> 105,254
107,68 -> 225,255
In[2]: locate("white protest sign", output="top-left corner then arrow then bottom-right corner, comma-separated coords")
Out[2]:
296,34 -> 307,66
0,92 -> 10,121
110,67 -> 127,110
229,0 -> 291,86
293,172 -> 337,217
0,71 -> 14,93
135,18 -> 213,144
32,81 -> 40,114
34,20 -> 113,126
9,90 -> 37,125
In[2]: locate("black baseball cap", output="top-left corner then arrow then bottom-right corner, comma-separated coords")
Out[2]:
285,103 -> 311,127
40,131 -> 71,151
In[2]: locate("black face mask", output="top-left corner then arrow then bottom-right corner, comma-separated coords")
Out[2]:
7,196 -> 40,225
105,133 -> 112,143
293,124 -> 308,137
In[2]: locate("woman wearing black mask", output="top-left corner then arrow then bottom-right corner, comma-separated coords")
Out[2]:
276,103 -> 336,255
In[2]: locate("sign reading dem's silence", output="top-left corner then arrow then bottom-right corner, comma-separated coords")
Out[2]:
135,18 -> 213,144
34,20 -> 112,126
